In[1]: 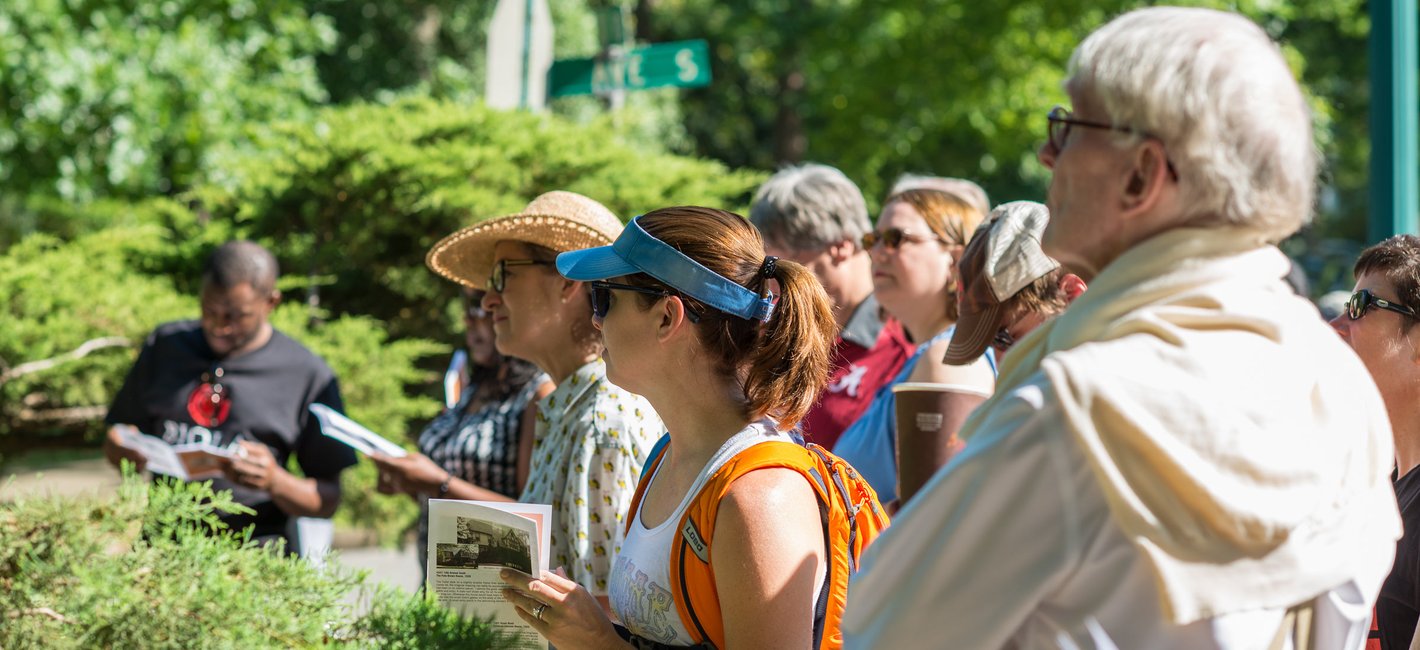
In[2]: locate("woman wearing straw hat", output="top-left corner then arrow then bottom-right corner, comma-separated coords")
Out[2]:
421,191 -> 663,603
497,206 -> 864,649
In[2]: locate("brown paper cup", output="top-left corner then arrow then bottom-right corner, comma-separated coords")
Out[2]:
892,382 -> 990,505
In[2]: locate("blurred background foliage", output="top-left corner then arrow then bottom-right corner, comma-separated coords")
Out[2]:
0,0 -> 1384,538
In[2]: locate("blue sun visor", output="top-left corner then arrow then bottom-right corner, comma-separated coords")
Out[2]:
556,217 -> 775,322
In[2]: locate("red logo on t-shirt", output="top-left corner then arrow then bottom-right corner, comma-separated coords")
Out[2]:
187,381 -> 231,427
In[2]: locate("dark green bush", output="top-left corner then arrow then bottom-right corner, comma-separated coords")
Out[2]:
191,96 -> 766,342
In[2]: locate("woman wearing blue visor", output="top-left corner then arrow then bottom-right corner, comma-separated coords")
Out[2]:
499,206 -> 885,649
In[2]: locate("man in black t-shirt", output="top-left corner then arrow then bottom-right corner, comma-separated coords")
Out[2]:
1329,235 -> 1420,650
104,241 -> 357,548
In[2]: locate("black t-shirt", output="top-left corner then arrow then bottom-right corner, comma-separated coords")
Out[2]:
1378,465 -> 1420,650
106,320 -> 358,542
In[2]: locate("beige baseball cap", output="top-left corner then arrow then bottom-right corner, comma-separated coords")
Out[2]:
943,201 -> 1059,365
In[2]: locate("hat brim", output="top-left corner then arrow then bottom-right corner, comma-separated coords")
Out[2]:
426,213 -> 619,290
556,246 -> 639,281
943,301 -> 1003,366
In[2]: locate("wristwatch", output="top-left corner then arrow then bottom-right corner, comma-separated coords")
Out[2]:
437,474 -> 452,497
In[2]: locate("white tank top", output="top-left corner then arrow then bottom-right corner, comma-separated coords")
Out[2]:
608,421 -> 826,645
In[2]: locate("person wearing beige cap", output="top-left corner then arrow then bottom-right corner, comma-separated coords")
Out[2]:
892,202 -> 1086,505
942,201 -> 1085,366
413,191 -> 663,603
845,7 -> 1398,649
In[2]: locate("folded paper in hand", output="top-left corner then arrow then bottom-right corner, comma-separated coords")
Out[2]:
308,404 -> 407,457
112,424 -> 233,481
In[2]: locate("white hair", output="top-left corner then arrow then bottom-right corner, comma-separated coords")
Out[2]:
749,163 -> 871,251
889,174 -> 991,216
1067,7 -> 1317,241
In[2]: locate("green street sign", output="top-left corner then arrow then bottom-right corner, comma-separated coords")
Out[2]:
548,39 -> 711,98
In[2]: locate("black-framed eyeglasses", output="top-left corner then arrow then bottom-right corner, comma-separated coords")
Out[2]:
861,227 -> 948,251
590,281 -> 701,323
1047,105 -> 1179,181
488,259 -> 550,293
1346,289 -> 1418,321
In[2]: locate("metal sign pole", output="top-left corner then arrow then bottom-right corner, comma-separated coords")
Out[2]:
519,0 -> 533,109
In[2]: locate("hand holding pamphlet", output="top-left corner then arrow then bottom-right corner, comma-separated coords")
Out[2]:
308,404 -> 407,457
427,499 -> 552,649
110,424 -> 234,480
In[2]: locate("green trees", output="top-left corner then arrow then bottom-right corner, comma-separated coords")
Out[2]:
643,0 -> 1372,241
0,0 -> 334,203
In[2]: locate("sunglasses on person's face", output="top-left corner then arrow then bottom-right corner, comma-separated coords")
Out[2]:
487,259 -> 550,293
992,328 -> 1016,351
590,281 -> 701,323
1046,105 -> 1180,181
861,227 -> 947,251
1346,288 -> 1418,321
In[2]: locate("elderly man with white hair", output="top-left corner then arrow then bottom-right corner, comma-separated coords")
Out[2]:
843,7 -> 1400,649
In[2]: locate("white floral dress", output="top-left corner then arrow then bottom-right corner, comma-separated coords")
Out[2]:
520,358 -> 662,595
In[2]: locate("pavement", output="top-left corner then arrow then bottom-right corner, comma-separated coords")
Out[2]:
1,453 -> 423,601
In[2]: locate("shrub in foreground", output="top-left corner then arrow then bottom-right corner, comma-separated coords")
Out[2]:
0,471 -> 514,649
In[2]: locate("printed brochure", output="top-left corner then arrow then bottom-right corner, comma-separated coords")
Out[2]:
427,499 -> 552,649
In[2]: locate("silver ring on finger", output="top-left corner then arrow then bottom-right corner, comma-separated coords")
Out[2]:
534,602 -> 548,620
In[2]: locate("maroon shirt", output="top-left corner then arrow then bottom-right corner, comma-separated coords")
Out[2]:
799,294 -> 912,449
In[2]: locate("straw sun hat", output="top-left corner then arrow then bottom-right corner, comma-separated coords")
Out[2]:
426,191 -> 624,289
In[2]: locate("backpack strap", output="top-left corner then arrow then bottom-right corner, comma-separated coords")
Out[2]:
670,441 -> 827,650
641,433 -> 672,481
624,433 -> 672,538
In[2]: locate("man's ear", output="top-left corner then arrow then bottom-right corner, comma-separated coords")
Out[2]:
1120,140 -> 1171,215
264,288 -> 282,311
1059,273 -> 1087,302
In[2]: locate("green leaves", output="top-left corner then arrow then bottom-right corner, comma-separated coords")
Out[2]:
650,0 -> 1373,241
0,0 -> 333,201
0,472 -> 515,648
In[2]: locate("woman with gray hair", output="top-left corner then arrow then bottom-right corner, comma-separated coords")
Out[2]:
844,7 -> 1398,648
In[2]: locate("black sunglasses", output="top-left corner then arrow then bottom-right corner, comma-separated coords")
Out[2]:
861,227 -> 947,251
992,328 -> 1016,351
1047,105 -> 1179,181
487,259 -> 550,293
1346,289 -> 1418,321
590,281 -> 701,323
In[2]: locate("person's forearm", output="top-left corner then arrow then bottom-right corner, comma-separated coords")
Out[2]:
269,472 -> 340,518
442,476 -> 515,503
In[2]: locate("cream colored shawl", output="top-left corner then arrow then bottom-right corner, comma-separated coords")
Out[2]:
963,226 -> 1401,624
